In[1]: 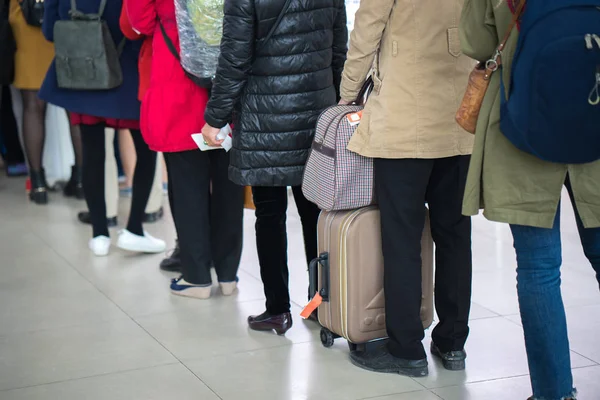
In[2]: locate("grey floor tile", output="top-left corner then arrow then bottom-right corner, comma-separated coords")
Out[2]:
0,319 -> 176,391
363,390 -> 441,400
432,365 -> 600,400
0,364 -> 218,400
0,245 -> 127,335
135,300 -> 319,361
564,304 -> 600,363
0,275 -> 127,335
186,341 -> 424,400
432,375 -> 532,400
504,304 -> 600,364
417,317 -> 595,390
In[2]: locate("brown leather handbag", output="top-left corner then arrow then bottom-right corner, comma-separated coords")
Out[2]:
456,0 -> 527,134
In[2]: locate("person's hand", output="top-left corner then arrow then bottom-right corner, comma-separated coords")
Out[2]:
201,123 -> 224,147
338,99 -> 351,105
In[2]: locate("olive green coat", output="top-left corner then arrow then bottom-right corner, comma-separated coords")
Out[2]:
459,0 -> 600,229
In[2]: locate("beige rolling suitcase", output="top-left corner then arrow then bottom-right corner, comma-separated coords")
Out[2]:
305,206 -> 434,349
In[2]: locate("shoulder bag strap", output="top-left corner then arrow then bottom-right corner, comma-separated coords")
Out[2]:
353,77 -> 374,105
159,20 -> 181,61
255,0 -> 292,54
486,0 -> 526,72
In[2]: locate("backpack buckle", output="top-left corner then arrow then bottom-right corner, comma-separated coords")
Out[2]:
588,72 -> 600,106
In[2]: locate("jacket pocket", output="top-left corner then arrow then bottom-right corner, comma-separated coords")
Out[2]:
447,27 -> 462,57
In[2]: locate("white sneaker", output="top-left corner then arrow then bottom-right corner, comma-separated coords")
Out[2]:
89,236 -> 111,256
116,230 -> 166,253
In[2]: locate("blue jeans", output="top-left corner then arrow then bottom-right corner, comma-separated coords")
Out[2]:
510,186 -> 600,400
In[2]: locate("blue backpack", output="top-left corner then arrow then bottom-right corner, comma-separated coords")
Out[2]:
500,1 -> 600,164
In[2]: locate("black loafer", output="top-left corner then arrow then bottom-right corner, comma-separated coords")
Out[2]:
143,207 -> 164,223
248,311 -> 293,335
350,346 -> 428,377
430,342 -> 466,371
77,211 -> 118,228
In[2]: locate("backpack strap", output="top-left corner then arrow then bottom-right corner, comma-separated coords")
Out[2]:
69,0 -> 107,19
255,0 -> 292,54
97,0 -> 107,17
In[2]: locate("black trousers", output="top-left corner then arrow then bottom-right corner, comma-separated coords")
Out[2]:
164,150 -> 244,285
252,186 -> 320,315
0,86 -> 25,165
80,124 -> 156,237
375,156 -> 472,360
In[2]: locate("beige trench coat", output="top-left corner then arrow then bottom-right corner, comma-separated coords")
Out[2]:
340,0 -> 475,159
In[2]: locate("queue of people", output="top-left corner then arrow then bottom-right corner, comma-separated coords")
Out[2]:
1,0 -> 599,399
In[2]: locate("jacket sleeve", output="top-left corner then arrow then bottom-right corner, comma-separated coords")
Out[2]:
332,0 -> 348,99
204,0 -> 255,129
120,1 -> 143,40
339,0 -> 394,102
126,0 -> 157,36
459,0 -> 498,62
42,0 -> 60,42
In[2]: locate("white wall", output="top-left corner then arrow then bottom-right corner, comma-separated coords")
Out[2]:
346,0 -> 361,33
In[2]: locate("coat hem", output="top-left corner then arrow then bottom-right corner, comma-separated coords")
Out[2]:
347,141 -> 474,160
477,208 -> 557,229
153,144 -> 200,154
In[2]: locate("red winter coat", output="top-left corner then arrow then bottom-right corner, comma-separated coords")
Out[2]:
126,0 -> 209,153
119,1 -> 152,101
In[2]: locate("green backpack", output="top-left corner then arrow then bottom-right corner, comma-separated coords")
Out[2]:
53,0 -> 125,90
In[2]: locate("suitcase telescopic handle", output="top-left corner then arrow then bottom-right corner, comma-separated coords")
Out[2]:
308,253 -> 330,302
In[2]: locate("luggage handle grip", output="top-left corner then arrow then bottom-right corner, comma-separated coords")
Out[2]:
308,252 -> 330,302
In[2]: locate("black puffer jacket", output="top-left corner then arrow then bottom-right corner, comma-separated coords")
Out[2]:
204,0 -> 348,187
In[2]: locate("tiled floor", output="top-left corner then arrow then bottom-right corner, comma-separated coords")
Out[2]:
0,175 -> 599,400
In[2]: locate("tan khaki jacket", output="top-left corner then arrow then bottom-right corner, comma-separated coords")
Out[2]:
341,0 -> 475,159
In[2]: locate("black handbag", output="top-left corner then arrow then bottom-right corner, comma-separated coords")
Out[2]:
19,0 -> 44,27
0,0 -> 16,84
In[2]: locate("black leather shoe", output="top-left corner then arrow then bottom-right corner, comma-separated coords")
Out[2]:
63,166 -> 84,200
77,211 -> 118,228
160,241 -> 181,272
350,346 -> 429,377
143,207 -> 164,223
248,311 -> 293,335
430,342 -> 466,371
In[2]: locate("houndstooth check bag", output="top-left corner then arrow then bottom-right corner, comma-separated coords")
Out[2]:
302,78 -> 374,211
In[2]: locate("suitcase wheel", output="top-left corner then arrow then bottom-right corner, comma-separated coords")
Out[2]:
320,328 -> 336,348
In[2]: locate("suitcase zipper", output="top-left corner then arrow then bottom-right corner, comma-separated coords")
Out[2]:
324,211 -> 337,326
338,207 -> 375,340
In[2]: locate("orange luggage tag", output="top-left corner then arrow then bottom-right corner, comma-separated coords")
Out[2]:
346,110 -> 363,127
300,293 -> 323,319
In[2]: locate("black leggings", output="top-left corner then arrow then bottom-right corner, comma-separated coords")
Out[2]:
80,124 -> 156,237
